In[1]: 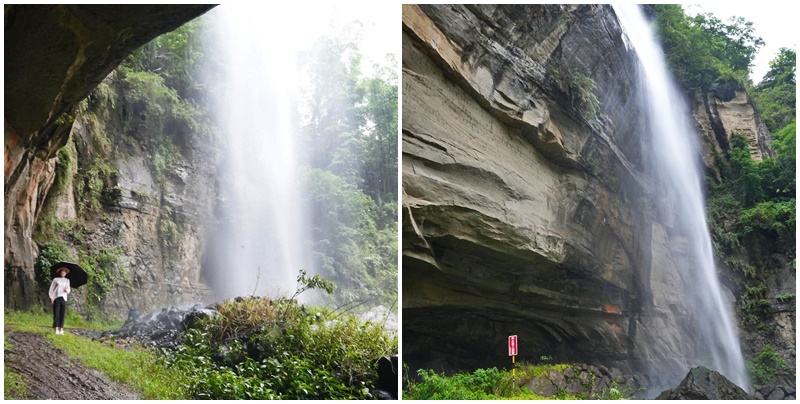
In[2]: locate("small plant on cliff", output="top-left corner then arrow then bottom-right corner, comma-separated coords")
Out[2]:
158,205 -> 179,260
570,72 -> 601,121
747,344 -> 790,385
78,247 -> 127,310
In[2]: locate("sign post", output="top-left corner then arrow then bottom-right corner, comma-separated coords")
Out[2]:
508,335 -> 518,376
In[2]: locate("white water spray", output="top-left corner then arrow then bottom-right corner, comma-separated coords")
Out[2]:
201,6 -> 313,299
613,4 -> 749,389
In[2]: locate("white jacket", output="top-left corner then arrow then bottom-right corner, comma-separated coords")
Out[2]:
49,277 -> 71,301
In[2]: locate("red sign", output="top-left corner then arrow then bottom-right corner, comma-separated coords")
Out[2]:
508,335 -> 518,356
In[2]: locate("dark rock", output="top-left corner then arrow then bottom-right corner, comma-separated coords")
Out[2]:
785,386 -> 796,396
548,369 -> 567,390
769,389 -> 786,400
609,367 -> 623,382
579,371 -> 593,386
754,391 -> 764,400
655,367 -> 751,400
375,355 -> 398,399
372,390 -> 395,400
785,395 -> 794,400
528,376 -> 558,397
588,365 -> 601,377
563,367 -> 575,379
566,378 -> 587,396
100,304 -> 215,349
655,390 -> 669,399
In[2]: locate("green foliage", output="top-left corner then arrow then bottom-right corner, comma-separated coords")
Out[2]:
163,291 -> 396,399
123,19 -> 207,101
32,217 -> 77,246
653,5 -> 763,91
707,130 -> 795,277
593,380 -> 637,400
404,368 -> 506,400
404,363 -> 593,400
360,55 -> 399,201
158,205 -> 179,258
304,168 -> 397,307
74,156 -> 119,213
770,121 -> 796,159
4,365 -> 26,400
746,345 -> 790,385
751,49 -> 795,132
33,241 -> 73,286
78,247 -> 127,309
738,282 -> 771,326
298,29 -> 398,307
571,73 -> 601,121
53,140 -> 76,195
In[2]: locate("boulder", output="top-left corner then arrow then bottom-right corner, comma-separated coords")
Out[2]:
656,367 -> 751,400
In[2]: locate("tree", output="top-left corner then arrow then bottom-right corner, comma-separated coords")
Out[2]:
652,5 -> 763,91
752,48 -> 796,131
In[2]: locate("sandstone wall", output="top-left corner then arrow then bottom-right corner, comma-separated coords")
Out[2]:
401,4 -> 770,390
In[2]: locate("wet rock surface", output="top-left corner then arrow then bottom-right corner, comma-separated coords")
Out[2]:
97,304 -> 216,349
655,366 -> 751,400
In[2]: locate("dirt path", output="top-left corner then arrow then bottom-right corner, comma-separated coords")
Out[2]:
4,328 -> 139,400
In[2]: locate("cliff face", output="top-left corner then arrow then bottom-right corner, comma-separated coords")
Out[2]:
36,72 -> 218,314
4,5 -> 214,310
401,4 -> 772,389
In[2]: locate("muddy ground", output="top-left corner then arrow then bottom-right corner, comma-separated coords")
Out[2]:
4,327 -> 139,400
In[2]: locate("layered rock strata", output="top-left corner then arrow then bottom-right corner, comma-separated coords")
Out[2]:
401,4 -> 770,391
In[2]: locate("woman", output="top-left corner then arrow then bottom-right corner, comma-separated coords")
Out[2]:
49,267 -> 71,335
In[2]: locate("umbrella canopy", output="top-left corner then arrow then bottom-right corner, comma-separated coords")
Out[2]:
50,261 -> 89,288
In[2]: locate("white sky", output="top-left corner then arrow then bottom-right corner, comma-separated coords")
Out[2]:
683,3 -> 797,84
242,2 -> 398,77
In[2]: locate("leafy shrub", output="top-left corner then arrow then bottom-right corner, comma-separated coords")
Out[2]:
163,273 -> 396,400
78,247 -> 127,308
34,241 -> 73,286
404,368 -> 505,400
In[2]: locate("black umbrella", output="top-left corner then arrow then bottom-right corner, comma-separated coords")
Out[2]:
50,261 -> 89,288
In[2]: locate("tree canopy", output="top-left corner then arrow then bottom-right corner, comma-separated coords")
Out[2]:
652,5 -> 763,91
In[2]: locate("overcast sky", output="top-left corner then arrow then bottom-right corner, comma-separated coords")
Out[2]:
684,3 -> 797,84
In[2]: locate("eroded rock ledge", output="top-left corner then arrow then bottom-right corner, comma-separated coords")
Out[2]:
402,4 -> 718,391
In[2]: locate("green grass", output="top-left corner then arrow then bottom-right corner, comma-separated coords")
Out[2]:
4,364 -> 26,399
48,332 -> 189,399
4,308 -> 124,332
4,309 -> 187,399
403,362 -> 633,400
4,334 -> 26,399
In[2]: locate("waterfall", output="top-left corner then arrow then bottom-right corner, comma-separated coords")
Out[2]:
200,6 -> 314,300
613,4 -> 749,389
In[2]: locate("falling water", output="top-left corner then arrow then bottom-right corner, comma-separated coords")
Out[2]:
613,4 -> 749,389
201,6 -> 313,299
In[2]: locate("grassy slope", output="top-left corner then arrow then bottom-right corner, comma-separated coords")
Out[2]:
4,310 -> 189,399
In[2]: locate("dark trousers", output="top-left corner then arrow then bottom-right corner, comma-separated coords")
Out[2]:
53,297 -> 66,328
